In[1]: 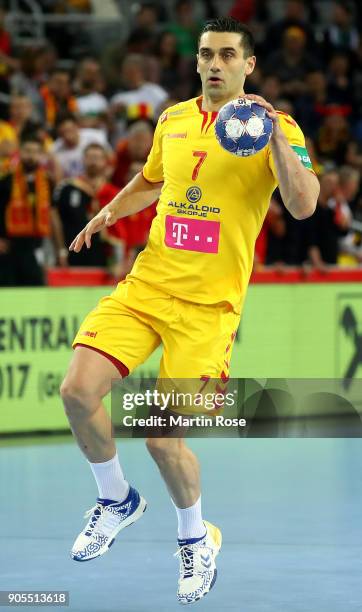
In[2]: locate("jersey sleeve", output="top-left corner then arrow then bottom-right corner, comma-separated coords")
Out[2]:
268,112 -> 315,182
142,114 -> 165,184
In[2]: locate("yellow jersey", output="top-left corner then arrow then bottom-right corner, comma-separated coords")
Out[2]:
129,96 -> 313,314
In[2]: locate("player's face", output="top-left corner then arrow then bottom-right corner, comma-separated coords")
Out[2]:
197,32 -> 255,103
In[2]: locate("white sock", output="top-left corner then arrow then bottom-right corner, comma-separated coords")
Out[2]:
89,453 -> 129,502
173,495 -> 206,540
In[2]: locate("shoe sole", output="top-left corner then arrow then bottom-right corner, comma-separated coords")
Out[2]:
178,568 -> 218,606
71,496 -> 147,562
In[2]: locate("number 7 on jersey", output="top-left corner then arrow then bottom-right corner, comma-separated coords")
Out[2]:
192,151 -> 207,180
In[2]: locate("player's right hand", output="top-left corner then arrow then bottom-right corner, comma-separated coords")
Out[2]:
69,206 -> 118,253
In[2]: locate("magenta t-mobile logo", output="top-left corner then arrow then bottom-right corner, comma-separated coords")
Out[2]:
172,221 -> 188,246
165,215 -> 220,253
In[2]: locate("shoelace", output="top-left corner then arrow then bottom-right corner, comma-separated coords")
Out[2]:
174,545 -> 195,579
83,500 -> 127,537
83,503 -> 104,534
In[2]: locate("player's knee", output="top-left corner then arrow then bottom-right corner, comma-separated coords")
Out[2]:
145,437 -> 183,463
60,374 -> 97,416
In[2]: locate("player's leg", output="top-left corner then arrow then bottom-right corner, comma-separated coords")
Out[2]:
61,284 -> 161,562
146,299 -> 239,603
60,345 -> 120,463
61,346 -> 147,561
146,432 -> 221,605
146,436 -> 203,533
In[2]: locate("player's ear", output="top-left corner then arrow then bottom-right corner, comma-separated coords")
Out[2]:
245,56 -> 256,76
196,54 -> 200,73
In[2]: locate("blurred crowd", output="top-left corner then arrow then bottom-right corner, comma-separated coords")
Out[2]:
0,0 -> 361,286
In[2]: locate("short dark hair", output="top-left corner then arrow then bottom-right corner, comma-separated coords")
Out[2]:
83,142 -> 107,156
198,17 -> 255,58
55,112 -> 78,130
49,67 -> 70,78
20,132 -> 43,147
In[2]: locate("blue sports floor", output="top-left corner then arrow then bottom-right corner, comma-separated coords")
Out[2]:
1,437 -> 362,612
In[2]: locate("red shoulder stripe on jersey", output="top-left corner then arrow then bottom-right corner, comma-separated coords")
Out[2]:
276,111 -> 297,127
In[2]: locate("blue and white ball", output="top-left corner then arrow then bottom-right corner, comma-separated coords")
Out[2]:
215,98 -> 273,157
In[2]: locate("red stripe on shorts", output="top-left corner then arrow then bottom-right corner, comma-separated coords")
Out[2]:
74,343 -> 129,378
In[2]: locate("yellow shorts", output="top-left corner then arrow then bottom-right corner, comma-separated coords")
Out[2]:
73,277 -> 240,413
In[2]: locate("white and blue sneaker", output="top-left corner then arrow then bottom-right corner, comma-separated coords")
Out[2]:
174,520 -> 222,605
71,486 -> 147,562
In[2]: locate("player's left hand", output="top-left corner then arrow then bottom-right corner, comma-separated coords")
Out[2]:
242,94 -> 280,133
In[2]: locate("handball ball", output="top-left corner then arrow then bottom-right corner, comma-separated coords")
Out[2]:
215,98 -> 273,157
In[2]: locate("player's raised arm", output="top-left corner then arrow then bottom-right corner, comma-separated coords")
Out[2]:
244,93 -> 320,220
269,123 -> 320,219
69,172 -> 163,253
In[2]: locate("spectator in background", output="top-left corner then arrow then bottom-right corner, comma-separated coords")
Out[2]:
0,7 -> 19,118
127,2 -> 164,55
339,190 -> 362,266
263,0 -> 315,55
0,8 -> 12,66
261,190 -> 310,266
153,31 -> 193,100
0,133 -> 56,286
338,165 -> 361,210
110,54 -> 168,141
8,94 -> 36,139
306,169 -> 351,269
112,120 -> 153,188
305,136 -> 324,176
134,2 -> 163,33
316,111 -> 350,166
259,75 -> 282,108
73,58 -> 109,131
10,45 -> 57,120
0,95 -> 41,169
352,39 -> 362,120
327,52 -> 354,109
263,197 -> 287,266
0,115 -> 17,164
39,68 -> 78,131
294,70 -> 329,138
0,98 -> 60,178
322,1 -> 359,57
53,142 -> 118,266
106,160 -> 157,279
126,27 -> 155,57
345,139 -> 362,173
168,0 -> 201,59
229,0 -> 256,24
275,97 -> 295,117
263,26 -> 319,100
332,165 -> 361,263
52,113 -> 110,178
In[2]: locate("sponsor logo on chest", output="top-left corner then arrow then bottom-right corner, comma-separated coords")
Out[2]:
165,215 -> 220,254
